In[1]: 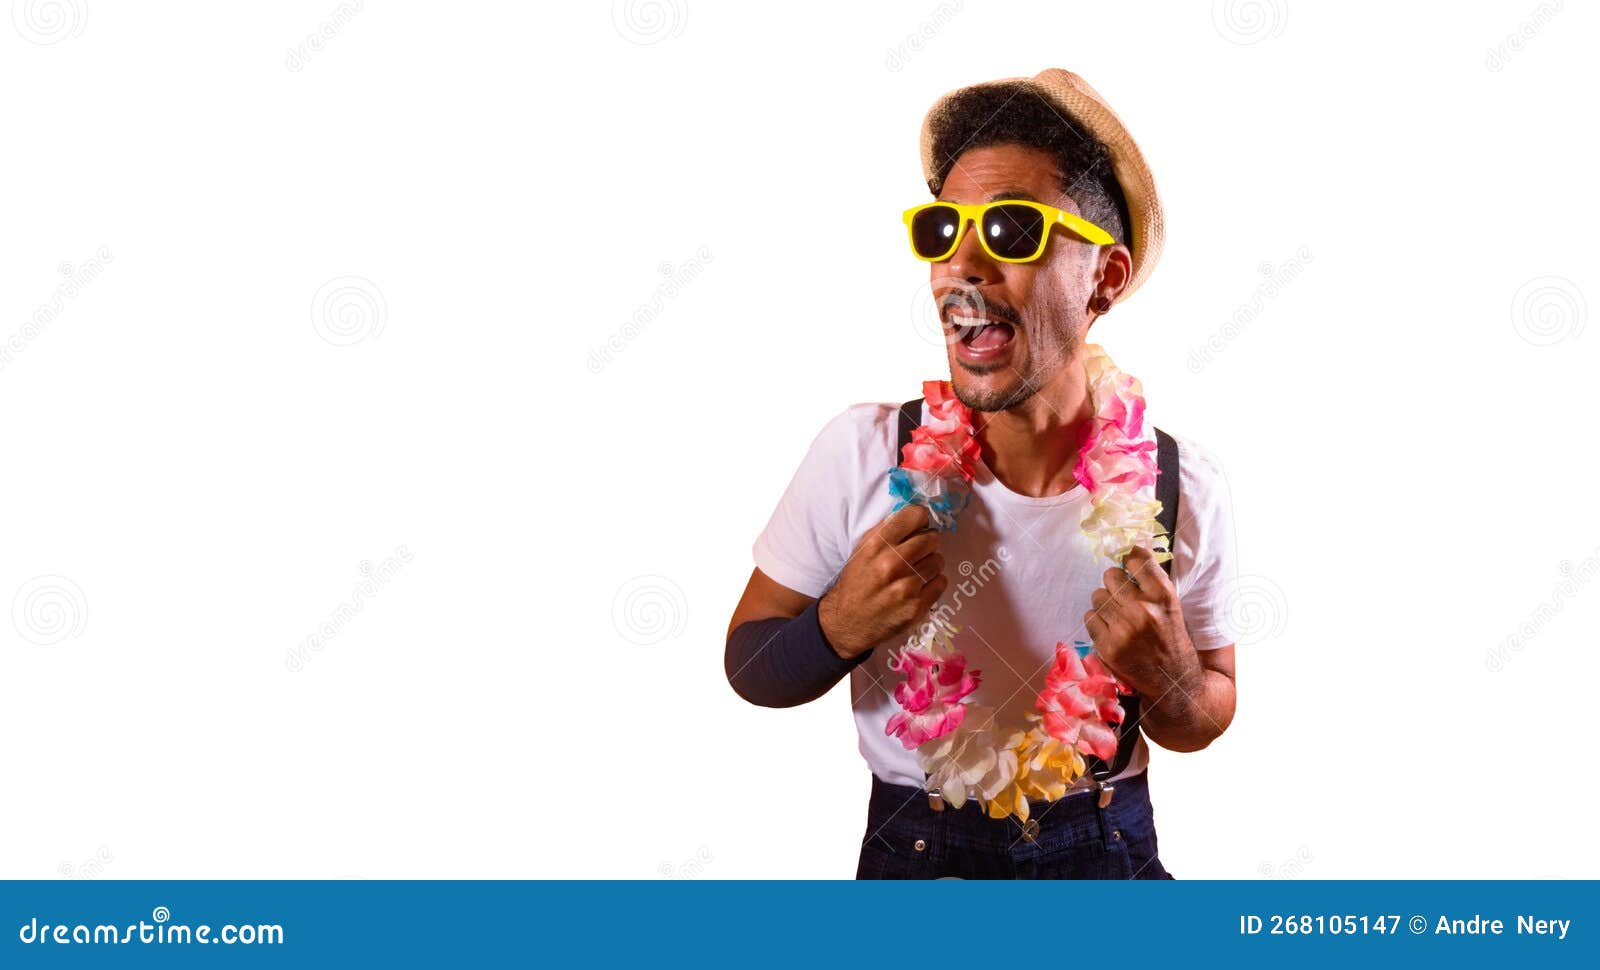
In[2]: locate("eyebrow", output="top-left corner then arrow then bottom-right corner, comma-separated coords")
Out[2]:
985,189 -> 1039,203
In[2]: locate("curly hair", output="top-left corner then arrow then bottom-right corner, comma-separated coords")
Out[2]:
925,82 -> 1130,247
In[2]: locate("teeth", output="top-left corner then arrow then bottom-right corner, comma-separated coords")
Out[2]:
946,319 -> 1006,334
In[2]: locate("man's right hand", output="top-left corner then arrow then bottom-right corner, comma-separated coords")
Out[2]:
817,504 -> 948,660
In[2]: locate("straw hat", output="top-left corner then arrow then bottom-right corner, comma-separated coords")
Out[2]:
919,68 -> 1164,301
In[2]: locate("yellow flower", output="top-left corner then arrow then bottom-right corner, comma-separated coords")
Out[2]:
984,779 -> 1029,822
979,727 -> 1091,823
1016,731 -> 1089,803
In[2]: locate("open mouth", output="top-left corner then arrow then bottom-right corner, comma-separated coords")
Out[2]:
945,314 -> 1017,358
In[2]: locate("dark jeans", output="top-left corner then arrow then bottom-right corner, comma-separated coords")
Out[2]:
855,770 -> 1174,880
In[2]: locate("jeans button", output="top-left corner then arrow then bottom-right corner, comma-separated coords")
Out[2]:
1112,830 -> 1122,841
1021,819 -> 1040,842
913,839 -> 927,852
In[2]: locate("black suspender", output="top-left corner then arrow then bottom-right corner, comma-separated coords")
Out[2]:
896,398 -> 923,465
893,398 -> 1182,791
1095,426 -> 1179,781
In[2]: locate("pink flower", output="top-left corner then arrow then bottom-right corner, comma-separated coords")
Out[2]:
1071,351 -> 1161,497
1034,643 -> 1125,761
1103,374 -> 1147,439
885,649 -> 981,749
901,426 -> 980,481
1074,438 -> 1157,493
897,380 -> 980,483
1072,420 -> 1157,495
922,380 -> 972,436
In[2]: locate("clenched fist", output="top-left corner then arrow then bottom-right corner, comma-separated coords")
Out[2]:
818,504 -> 948,660
1082,545 -> 1201,699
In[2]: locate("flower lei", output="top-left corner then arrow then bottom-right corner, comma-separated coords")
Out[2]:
883,343 -> 1172,823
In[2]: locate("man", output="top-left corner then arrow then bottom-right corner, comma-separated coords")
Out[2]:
725,69 -> 1238,879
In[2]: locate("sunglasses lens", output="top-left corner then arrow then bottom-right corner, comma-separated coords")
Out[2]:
910,206 -> 962,259
983,204 -> 1047,260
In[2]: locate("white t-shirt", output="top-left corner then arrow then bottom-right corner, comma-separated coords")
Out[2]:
752,400 -> 1238,789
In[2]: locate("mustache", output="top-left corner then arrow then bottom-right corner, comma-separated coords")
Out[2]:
938,293 -> 1022,329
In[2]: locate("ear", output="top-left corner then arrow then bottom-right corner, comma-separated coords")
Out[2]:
1088,243 -> 1133,317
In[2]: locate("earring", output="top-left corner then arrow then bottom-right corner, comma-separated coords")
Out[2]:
1090,294 -> 1113,314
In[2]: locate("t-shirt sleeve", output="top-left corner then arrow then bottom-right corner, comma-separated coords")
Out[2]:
752,406 -> 887,599
1169,436 -> 1239,651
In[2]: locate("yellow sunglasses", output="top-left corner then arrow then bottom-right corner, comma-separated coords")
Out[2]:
902,200 -> 1113,263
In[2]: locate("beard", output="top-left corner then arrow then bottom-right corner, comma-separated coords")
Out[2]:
950,310 -> 1082,413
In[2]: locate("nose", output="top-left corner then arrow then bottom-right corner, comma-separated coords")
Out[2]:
945,215 -> 1003,286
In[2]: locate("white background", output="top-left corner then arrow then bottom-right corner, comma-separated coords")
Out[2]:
2,1 -> 1595,880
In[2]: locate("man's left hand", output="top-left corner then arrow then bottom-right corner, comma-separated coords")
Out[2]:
1081,545 -> 1201,701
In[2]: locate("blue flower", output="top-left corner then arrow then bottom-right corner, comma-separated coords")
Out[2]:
887,467 -> 919,512
887,468 -> 971,533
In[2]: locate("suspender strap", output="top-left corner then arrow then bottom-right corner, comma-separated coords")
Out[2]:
1154,427 -> 1180,551
1091,426 -> 1180,781
896,398 -> 922,459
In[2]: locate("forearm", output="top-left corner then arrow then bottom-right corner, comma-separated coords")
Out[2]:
1137,664 -> 1235,752
724,601 -> 871,708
